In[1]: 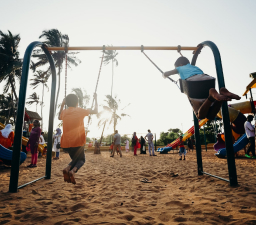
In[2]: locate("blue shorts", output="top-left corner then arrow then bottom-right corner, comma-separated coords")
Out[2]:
179,147 -> 186,156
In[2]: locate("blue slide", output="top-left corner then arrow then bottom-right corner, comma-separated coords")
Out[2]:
215,133 -> 248,158
0,144 -> 27,165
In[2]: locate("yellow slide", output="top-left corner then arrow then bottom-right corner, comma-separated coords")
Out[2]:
0,122 -> 45,152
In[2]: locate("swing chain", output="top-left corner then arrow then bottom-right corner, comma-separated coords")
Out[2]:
177,45 -> 183,57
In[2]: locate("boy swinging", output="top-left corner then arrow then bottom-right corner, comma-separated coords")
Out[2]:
163,57 -> 241,120
59,93 -> 98,184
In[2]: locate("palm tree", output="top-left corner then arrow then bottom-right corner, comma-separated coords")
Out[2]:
0,93 -> 16,125
103,47 -> 118,97
97,95 -> 129,143
26,92 -> 40,112
30,70 -> 50,130
71,88 -> 90,109
31,29 -> 81,108
0,30 -> 22,101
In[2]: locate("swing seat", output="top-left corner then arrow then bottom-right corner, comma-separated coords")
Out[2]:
179,78 -> 215,99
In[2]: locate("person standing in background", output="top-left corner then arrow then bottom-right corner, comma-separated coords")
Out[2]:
244,115 -> 256,158
145,129 -> 156,156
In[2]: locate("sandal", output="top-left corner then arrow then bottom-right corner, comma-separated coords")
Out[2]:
140,178 -> 152,183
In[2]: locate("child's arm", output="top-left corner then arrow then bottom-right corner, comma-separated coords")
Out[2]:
163,69 -> 178,78
88,93 -> 98,114
58,98 -> 65,120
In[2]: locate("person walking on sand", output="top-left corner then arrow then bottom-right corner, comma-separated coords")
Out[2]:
59,93 -> 98,184
125,139 -> 129,153
53,128 -> 62,160
244,115 -> 256,158
145,129 -> 156,156
132,132 -> 139,156
110,130 -> 122,157
187,138 -> 193,152
27,120 -> 41,167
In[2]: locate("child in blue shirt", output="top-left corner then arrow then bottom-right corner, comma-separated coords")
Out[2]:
163,57 -> 240,120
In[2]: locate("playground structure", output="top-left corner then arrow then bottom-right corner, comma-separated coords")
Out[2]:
8,41 -> 238,193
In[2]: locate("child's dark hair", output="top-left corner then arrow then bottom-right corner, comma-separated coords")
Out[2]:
66,94 -> 78,107
247,115 -> 254,121
174,57 -> 190,67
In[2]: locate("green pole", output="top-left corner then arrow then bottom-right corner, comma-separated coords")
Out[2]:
193,113 -> 203,175
196,41 -> 238,186
9,42 -> 56,192
204,126 -> 207,152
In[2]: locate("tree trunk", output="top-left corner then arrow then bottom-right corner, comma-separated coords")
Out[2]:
100,121 -> 107,144
9,74 -> 18,101
41,84 -> 44,131
55,66 -> 61,112
111,59 -> 113,98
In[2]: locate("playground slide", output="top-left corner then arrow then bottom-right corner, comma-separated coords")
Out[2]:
157,118 -> 208,153
0,144 -> 27,165
215,133 -> 248,158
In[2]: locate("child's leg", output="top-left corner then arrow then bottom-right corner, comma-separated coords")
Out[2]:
31,153 -> 35,165
179,148 -> 182,160
68,146 -> 86,184
34,153 -> 38,165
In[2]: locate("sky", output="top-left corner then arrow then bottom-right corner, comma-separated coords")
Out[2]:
1,0 -> 256,141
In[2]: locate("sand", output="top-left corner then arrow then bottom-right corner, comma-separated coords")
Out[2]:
0,149 -> 256,225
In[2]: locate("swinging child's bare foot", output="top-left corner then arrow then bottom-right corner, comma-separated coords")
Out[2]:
209,88 -> 231,101
220,87 -> 241,100
69,170 -> 76,184
63,168 -> 71,183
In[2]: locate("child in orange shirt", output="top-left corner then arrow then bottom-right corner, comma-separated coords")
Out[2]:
0,124 -> 14,149
59,93 -> 98,184
178,136 -> 186,160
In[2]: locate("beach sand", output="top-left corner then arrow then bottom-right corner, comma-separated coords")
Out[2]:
0,149 -> 256,224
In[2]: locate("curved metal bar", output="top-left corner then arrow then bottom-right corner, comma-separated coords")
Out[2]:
9,42 -> 57,193
191,41 -> 238,186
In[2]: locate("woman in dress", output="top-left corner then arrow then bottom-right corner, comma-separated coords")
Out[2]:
132,132 -> 139,156
27,120 -> 41,167
125,139 -> 129,153
53,128 -> 62,159
0,124 -> 14,149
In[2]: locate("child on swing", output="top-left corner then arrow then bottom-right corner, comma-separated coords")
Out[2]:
163,57 -> 241,120
59,93 -> 98,184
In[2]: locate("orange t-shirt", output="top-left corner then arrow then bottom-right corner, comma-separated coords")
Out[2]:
60,107 -> 90,148
0,132 -> 14,149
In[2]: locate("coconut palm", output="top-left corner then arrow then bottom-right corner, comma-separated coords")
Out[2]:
0,93 -> 16,125
26,92 -> 40,112
103,47 -> 118,97
0,30 -> 22,101
71,87 -> 90,109
30,70 -> 50,130
97,95 -> 129,143
31,29 -> 81,108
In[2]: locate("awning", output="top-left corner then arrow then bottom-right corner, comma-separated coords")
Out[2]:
243,75 -> 256,96
25,110 -> 42,121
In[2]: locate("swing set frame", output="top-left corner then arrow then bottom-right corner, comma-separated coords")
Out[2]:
9,41 -> 237,193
